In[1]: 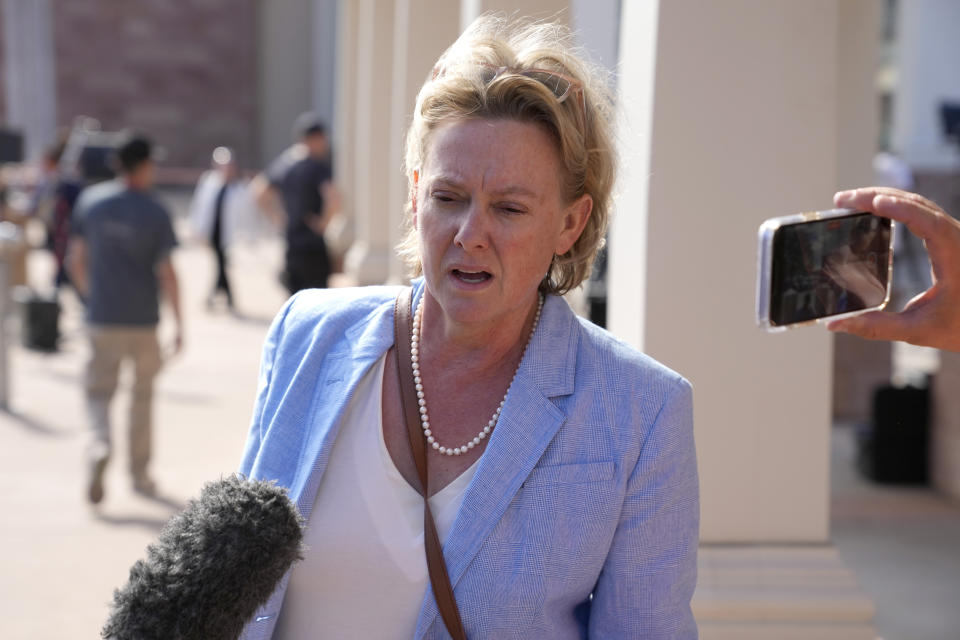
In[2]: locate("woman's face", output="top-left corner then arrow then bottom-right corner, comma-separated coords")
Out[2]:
414,118 -> 591,330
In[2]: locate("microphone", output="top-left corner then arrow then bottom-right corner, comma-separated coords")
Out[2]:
102,475 -> 304,640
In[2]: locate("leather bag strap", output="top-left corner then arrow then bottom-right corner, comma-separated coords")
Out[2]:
394,288 -> 468,640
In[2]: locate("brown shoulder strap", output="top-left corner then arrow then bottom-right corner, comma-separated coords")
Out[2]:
394,288 -> 468,640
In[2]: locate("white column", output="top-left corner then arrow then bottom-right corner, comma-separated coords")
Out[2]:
343,0 -> 396,285
611,1 -> 877,636
312,0 -> 338,127
460,0 -> 569,31
328,0 -> 360,266
257,0 -> 312,165
332,0 -> 359,197
387,0 -> 461,283
2,0 -> 57,161
570,0 -> 620,70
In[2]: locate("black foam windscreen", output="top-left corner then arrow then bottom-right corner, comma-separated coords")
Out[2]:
102,475 -> 304,640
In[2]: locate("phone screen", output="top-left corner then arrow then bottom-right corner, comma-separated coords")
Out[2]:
769,212 -> 892,327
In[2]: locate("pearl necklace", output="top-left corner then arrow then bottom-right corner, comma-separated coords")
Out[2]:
411,294 -> 544,456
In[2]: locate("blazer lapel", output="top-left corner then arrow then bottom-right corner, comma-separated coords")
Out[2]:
414,294 -> 580,637
295,283 -> 423,514
291,296 -> 398,520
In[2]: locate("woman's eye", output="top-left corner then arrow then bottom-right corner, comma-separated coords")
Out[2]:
432,192 -> 457,203
499,204 -> 526,215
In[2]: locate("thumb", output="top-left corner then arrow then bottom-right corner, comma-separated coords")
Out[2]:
827,310 -> 914,344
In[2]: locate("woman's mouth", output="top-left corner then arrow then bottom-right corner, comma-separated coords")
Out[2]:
452,269 -> 492,284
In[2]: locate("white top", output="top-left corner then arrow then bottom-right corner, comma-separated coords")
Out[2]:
274,354 -> 480,639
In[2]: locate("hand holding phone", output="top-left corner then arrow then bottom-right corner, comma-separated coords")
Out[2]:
827,188 -> 960,352
756,208 -> 894,330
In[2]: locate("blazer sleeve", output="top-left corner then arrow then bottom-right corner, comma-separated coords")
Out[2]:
238,297 -> 294,478
236,299 -> 300,640
589,377 -> 699,639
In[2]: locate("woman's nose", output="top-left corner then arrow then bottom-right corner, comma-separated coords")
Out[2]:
453,203 -> 489,250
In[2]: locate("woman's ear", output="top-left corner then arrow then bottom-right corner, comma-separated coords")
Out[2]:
555,193 -> 593,255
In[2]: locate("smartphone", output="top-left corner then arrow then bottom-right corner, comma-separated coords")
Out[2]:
756,208 -> 894,331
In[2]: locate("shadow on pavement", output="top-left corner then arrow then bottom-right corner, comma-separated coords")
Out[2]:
227,309 -> 276,326
156,388 -> 217,406
0,408 -> 71,437
93,513 -> 173,533
135,491 -> 186,513
92,492 -> 185,532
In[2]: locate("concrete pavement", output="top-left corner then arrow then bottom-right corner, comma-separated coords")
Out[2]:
831,424 -> 960,640
0,213 -> 290,638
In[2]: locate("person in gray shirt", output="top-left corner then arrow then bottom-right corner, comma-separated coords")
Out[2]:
68,133 -> 183,504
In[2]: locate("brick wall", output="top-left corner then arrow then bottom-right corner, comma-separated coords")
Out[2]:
52,0 -> 258,170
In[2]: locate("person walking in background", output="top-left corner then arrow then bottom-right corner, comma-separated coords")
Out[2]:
29,137 -> 81,289
48,166 -> 82,291
67,133 -> 183,504
250,112 -> 340,295
189,146 -> 254,311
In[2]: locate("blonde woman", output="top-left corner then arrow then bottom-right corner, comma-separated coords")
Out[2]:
240,16 -> 698,639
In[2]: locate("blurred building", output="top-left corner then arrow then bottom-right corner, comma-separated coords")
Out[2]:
881,0 -> 960,510
0,0 -> 337,173
836,0 -> 960,497
882,0 -> 960,210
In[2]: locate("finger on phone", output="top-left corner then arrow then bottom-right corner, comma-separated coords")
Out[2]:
834,189 -> 871,210
827,310 -> 915,344
871,194 -> 943,241
834,188 -> 949,249
833,187 -> 899,210
835,187 -> 937,213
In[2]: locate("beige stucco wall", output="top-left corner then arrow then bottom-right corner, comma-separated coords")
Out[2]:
611,0 -> 879,544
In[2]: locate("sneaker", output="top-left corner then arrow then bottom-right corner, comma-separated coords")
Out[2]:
133,474 -> 157,497
87,456 -> 108,504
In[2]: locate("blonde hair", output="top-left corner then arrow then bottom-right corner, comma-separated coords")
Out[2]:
399,14 -> 617,295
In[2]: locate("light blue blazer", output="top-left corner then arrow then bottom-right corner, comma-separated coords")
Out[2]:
239,280 -> 698,639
